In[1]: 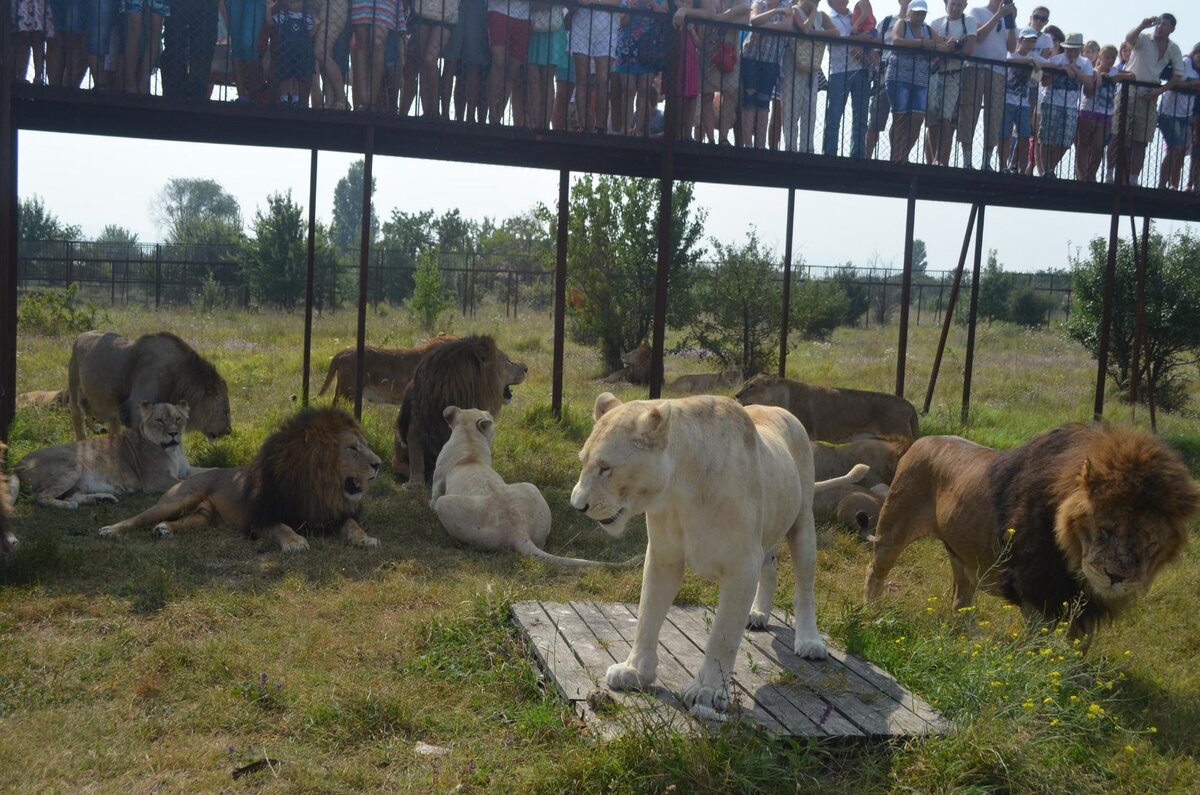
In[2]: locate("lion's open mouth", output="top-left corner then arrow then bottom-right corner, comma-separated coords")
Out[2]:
503,384 -> 514,402
598,511 -> 622,526
162,440 -> 180,449
344,476 -> 365,496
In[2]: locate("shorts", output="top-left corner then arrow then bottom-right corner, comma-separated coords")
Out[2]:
350,0 -> 399,30
1002,101 -> 1032,139
1114,85 -> 1156,144
528,26 -> 571,78
411,0 -> 458,24
1157,114 -> 1191,149
48,0 -> 88,34
1037,101 -> 1078,149
442,0 -> 487,64
739,56 -> 777,110
384,28 -> 403,66
886,82 -> 927,115
488,10 -> 530,62
569,7 -> 616,58
927,68 -> 960,121
119,0 -> 169,15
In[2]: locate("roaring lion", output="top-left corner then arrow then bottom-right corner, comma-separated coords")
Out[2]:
571,392 -> 867,713
394,335 -> 528,484
735,373 -> 919,442
318,333 -> 458,406
600,343 -> 652,386
1,443 -> 16,553
99,408 -> 382,552
12,402 -> 197,509
431,407 -> 639,568
68,331 -> 232,441
865,425 -> 1200,637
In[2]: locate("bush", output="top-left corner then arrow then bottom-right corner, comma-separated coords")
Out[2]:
409,250 -> 451,332
791,279 -> 852,341
1010,288 -> 1054,327
17,285 -> 105,335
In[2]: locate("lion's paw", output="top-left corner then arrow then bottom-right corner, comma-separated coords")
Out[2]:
355,535 -> 380,549
605,662 -> 649,692
793,635 -> 828,660
96,494 -> 118,504
153,523 -> 173,540
682,678 -> 730,713
747,610 -> 770,630
3,533 -> 19,550
98,525 -> 119,538
281,537 -> 311,553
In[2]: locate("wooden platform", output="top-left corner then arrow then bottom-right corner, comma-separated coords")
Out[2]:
512,601 -> 951,739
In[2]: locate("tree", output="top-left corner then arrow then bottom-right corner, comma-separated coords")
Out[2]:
790,278 -> 852,341
566,176 -> 706,371
976,249 -> 1011,323
330,159 -> 378,251
377,208 -> 436,303
682,231 -> 782,377
912,239 -> 928,274
18,195 -> 82,241
237,191 -> 341,310
1067,227 -> 1200,411
831,263 -> 871,326
154,177 -> 242,244
409,250 -> 452,332
96,225 -> 139,245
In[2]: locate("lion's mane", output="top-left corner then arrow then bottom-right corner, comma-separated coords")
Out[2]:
990,423 -> 1200,633
247,408 -> 366,535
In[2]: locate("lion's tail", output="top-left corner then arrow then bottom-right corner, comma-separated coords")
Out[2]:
514,537 -> 643,569
814,463 -> 869,494
317,357 -> 340,398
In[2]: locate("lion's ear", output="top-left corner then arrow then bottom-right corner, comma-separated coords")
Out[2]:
476,415 -> 494,436
177,400 -> 189,412
594,393 -> 622,420
443,406 -> 459,425
637,404 -> 671,446
139,401 -> 153,418
1077,459 -> 1096,498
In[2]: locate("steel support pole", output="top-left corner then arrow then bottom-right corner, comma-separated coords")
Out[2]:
1129,215 -> 1149,408
353,128 -> 375,420
924,204 -> 977,414
1093,192 -> 1122,421
896,180 -> 916,397
961,204 -> 985,425
649,25 -> 679,399
301,148 -> 318,407
778,188 -> 795,377
0,7 -> 17,442
552,170 -> 569,418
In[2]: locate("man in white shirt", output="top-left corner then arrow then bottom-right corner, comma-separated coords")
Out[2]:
957,0 -> 1016,169
925,0 -> 978,166
822,0 -> 875,158
1108,13 -> 1186,186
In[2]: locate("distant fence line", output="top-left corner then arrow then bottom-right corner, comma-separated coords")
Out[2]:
17,240 -> 1072,327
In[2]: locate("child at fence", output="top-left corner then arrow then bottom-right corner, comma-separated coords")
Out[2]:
11,0 -> 54,85
1036,32 -> 1092,178
1074,44 -> 1122,182
999,27 -> 1040,175
267,0 -> 316,106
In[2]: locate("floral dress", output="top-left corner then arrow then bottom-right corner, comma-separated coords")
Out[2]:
615,0 -> 667,74
12,0 -> 55,35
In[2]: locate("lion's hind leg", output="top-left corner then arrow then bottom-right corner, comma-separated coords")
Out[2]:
99,488 -> 210,538
748,550 -> 778,630
433,495 -> 503,552
864,487 -> 932,603
787,508 -> 828,660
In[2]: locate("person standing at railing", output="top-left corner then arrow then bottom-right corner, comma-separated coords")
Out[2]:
998,26 -> 1039,174
1190,51 -> 1200,193
822,0 -> 875,158
864,1 -> 908,160
669,0 -> 705,139
1107,14 -> 1185,187
884,0 -> 941,162
739,0 -> 794,148
45,0 -> 89,87
778,0 -> 829,153
441,0 -> 488,119
1035,31 -> 1091,178
225,0 -> 267,102
120,0 -> 170,93
1155,40 -> 1199,190
486,0 -> 533,125
925,0 -> 976,166
1075,43 -> 1123,182
612,0 -> 669,136
957,0 -> 1015,170
160,0 -> 219,100
569,0 -> 623,133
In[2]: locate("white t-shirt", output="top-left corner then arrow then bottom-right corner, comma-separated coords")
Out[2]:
967,5 -> 1011,72
488,0 -> 530,20
1039,53 -> 1092,108
1126,31 -> 1184,84
826,10 -> 864,75
1159,58 -> 1200,118
1079,65 -> 1121,116
930,14 -> 978,42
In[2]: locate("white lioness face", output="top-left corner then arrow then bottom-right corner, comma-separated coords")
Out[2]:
138,401 -> 190,450
571,393 -> 672,538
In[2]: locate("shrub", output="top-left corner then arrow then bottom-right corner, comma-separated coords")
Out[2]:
409,249 -> 451,332
1010,288 -> 1054,327
17,285 -> 104,336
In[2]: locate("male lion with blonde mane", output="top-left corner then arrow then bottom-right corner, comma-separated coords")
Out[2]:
735,374 -> 919,442
12,402 -> 197,509
318,333 -> 458,406
571,393 -> 867,714
866,424 -> 1200,637
394,335 -> 527,484
68,331 -> 232,441
99,408 -> 381,552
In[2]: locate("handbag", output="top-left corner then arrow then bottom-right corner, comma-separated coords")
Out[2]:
711,41 -> 737,74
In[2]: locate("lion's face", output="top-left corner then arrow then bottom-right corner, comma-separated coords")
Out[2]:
137,401 -> 190,450
570,393 -> 672,538
1064,506 -> 1188,602
338,428 -> 382,502
734,373 -> 779,406
500,352 -> 528,404
191,380 -> 233,440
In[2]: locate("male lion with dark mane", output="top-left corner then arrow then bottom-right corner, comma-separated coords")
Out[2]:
394,335 -> 528,484
99,408 -> 381,552
68,331 -> 232,441
735,374 -> 919,442
318,333 -> 458,406
866,424 -> 1200,637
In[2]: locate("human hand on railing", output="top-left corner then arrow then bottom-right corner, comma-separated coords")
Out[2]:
673,6 -> 689,28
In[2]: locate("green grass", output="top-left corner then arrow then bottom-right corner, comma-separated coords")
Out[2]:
3,305 -> 1200,792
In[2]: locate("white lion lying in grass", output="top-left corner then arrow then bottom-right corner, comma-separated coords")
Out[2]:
431,407 -> 638,568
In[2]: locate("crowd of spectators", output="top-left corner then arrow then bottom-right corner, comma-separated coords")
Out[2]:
9,1 -> 1200,191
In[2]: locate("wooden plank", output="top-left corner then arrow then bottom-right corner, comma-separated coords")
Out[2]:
770,610 -> 952,734
589,602 -> 698,698
510,602 -> 599,717
664,605 -> 861,737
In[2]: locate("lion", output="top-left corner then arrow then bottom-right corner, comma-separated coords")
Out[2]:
68,331 -> 232,441
865,424 -> 1200,638
600,344 -> 652,386
11,402 -> 197,510
835,486 -> 889,540
394,335 -> 528,484
735,374 -> 919,442
17,389 -> 67,409
318,333 -> 458,406
98,408 -> 381,552
570,392 -> 868,713
811,436 -> 909,516
431,407 -> 639,568
1,443 -> 16,554
666,367 -> 742,395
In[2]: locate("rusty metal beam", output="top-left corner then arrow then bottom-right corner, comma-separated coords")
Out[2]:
961,204 -> 985,425
778,188 -> 795,377
0,3 -> 16,442
924,204 -> 977,414
649,27 -> 679,400
1093,191 -> 1122,421
302,148 -> 318,407
552,170 -> 569,418
353,126 -> 375,420
896,179 -> 916,397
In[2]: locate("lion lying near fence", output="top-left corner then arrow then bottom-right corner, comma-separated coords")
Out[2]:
600,344 -> 652,386
12,402 -> 197,509
1,443 -> 16,554
99,408 -> 382,552
666,368 -> 742,394
735,373 -> 919,442
68,331 -> 232,441
865,425 -> 1200,638
318,333 -> 457,406
811,435 -> 910,517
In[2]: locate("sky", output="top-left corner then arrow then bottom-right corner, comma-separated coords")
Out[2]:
17,0 -> 1199,274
